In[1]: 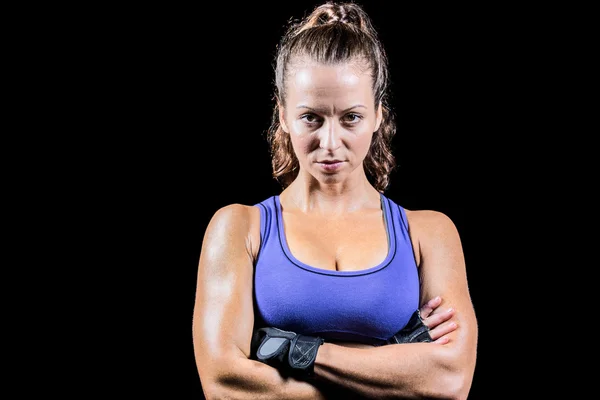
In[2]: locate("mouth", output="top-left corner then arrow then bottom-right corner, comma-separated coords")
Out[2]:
316,160 -> 345,172
317,160 -> 343,164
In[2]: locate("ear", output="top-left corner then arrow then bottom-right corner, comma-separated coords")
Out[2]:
374,103 -> 383,132
278,103 -> 289,133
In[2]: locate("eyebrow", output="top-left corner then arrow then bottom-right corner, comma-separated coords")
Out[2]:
296,104 -> 367,114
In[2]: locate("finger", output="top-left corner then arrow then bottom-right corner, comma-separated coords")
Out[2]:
423,307 -> 455,329
429,321 -> 458,342
420,296 -> 442,319
433,336 -> 450,344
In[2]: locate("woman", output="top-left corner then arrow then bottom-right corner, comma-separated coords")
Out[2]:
193,2 -> 478,399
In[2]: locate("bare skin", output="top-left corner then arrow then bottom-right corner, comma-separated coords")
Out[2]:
193,204 -> 457,399
309,207 -> 477,399
193,60 -> 477,399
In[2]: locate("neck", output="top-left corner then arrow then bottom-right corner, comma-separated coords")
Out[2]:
283,168 -> 381,216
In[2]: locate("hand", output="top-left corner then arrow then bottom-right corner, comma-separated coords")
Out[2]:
387,296 -> 457,345
250,327 -> 325,378
418,295 -> 457,344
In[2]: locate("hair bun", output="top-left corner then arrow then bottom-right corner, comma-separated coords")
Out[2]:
309,2 -> 366,29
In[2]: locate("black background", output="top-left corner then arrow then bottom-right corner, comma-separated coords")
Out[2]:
98,1 -> 539,397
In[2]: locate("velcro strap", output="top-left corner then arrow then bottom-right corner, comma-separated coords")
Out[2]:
288,334 -> 324,375
254,327 -> 296,361
388,310 -> 432,344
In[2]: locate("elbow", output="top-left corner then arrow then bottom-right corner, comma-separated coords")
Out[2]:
196,357 -> 238,400
418,350 -> 475,400
199,370 -> 239,400
425,370 -> 473,400
198,356 -> 275,400
201,381 -> 221,400
449,371 -> 473,400
197,369 -> 222,400
430,336 -> 477,399
203,382 -> 256,400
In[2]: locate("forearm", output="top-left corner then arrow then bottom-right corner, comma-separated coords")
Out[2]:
203,357 -> 327,400
313,342 -> 461,399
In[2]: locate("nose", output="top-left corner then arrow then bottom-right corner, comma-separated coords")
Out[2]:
318,120 -> 342,151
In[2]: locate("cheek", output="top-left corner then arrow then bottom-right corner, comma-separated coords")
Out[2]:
290,134 -> 313,156
354,131 -> 374,153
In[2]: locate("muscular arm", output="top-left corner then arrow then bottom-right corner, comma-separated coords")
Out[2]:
192,204 -> 326,400
312,211 -> 478,400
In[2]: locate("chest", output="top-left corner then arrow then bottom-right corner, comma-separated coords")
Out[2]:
282,211 -> 389,272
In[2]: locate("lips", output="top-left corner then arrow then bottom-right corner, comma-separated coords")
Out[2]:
317,160 -> 342,164
316,159 -> 344,172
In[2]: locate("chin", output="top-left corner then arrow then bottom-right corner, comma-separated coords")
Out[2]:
316,172 -> 344,184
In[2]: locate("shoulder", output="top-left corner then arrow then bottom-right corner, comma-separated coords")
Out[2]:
204,203 -> 262,257
405,209 -> 462,254
383,195 -> 458,236
208,203 -> 260,226
405,209 -> 458,235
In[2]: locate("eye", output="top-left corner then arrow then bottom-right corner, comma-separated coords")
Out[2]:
300,113 -> 321,124
343,113 -> 363,124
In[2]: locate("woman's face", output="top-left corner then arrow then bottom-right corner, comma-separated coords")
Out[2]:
280,61 -> 382,185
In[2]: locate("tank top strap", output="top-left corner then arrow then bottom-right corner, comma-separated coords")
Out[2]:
381,194 -> 412,245
255,195 -> 277,257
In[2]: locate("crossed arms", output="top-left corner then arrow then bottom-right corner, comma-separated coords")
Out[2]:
192,204 -> 478,399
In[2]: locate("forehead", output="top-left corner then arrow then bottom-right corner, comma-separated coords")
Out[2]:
285,60 -> 373,102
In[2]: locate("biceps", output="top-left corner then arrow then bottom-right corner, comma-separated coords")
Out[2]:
418,249 -> 477,352
420,264 -> 472,316
418,219 -> 471,313
193,259 -> 255,367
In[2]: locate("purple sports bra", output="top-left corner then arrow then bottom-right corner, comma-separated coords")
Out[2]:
253,193 -> 420,345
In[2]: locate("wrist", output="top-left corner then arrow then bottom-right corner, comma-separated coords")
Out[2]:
288,334 -> 324,378
312,341 -> 332,377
